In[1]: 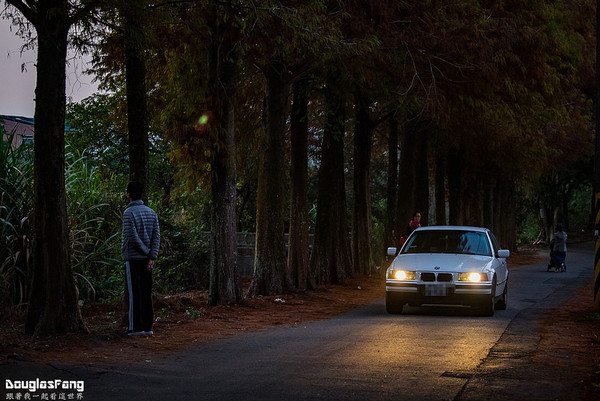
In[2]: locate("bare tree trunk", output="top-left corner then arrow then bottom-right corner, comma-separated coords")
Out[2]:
123,0 -> 149,195
493,178 -> 517,250
483,180 -> 494,230
288,78 -> 313,291
209,98 -> 241,305
207,5 -> 242,305
248,61 -> 291,296
397,127 -> 416,232
447,148 -> 464,226
562,186 -> 571,230
25,0 -> 85,335
352,87 -> 374,275
310,70 -> 352,285
463,177 -> 483,226
434,151 -> 446,225
384,117 -> 399,247
414,126 -> 429,224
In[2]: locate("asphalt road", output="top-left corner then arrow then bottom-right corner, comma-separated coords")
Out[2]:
1,242 -> 594,401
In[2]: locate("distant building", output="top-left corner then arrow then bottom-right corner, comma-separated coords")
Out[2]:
1,115 -> 35,148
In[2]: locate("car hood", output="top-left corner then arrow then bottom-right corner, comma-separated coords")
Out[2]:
392,253 -> 494,272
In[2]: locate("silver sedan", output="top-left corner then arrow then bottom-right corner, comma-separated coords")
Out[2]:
386,226 -> 510,316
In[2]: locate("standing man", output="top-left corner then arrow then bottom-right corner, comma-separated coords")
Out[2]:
122,181 -> 160,335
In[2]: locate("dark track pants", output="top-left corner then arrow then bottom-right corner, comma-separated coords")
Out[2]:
125,260 -> 153,332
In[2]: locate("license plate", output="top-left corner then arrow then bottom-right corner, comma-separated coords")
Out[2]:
425,284 -> 448,296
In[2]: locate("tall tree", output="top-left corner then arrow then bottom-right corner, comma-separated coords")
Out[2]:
206,2 -> 243,305
413,121 -> 429,224
384,116 -> 399,248
248,60 -> 291,296
288,77 -> 313,291
434,147 -> 446,225
152,1 -> 243,304
352,83 -> 375,275
396,126 -> 417,229
446,147 -> 464,226
121,0 -> 148,194
343,0 -> 405,268
4,0 -> 99,335
247,0 -> 340,295
310,69 -> 352,285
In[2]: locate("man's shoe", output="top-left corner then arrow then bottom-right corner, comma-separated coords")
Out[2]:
143,331 -> 153,335
127,330 -> 145,336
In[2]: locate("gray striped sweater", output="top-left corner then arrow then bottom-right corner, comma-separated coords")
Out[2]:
121,200 -> 160,261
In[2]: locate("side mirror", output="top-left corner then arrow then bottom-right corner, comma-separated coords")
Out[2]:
497,249 -> 510,258
387,247 -> 397,256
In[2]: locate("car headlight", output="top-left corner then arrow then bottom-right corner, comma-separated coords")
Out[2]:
458,272 -> 488,282
388,270 -> 416,280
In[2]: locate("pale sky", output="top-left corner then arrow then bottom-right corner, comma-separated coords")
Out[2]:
1,17 -> 99,118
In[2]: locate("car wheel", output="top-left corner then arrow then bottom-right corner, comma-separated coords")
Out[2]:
474,277 -> 496,316
386,292 -> 404,314
495,281 -> 507,310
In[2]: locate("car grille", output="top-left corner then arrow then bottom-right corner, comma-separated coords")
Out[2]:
438,273 -> 453,282
421,272 -> 453,282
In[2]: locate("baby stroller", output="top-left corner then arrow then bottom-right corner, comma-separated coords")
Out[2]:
547,249 -> 566,272
547,228 -> 567,272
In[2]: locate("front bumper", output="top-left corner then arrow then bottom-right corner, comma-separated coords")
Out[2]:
386,281 -> 493,305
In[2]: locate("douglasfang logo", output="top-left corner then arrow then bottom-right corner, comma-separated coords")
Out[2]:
5,379 -> 85,393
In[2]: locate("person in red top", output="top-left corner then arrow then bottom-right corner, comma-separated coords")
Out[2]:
406,211 -> 422,235
398,211 -> 422,248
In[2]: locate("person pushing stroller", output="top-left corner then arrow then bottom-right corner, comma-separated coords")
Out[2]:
548,225 -> 567,272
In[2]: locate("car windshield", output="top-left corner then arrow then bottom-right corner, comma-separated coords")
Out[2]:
402,230 -> 492,256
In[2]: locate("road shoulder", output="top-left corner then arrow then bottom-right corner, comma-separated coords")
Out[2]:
457,269 -> 600,400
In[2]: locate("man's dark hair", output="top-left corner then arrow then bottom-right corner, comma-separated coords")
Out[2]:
127,181 -> 144,201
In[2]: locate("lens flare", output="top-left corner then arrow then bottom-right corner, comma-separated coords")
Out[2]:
199,114 -> 209,125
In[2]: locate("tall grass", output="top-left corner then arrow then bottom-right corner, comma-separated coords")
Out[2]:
0,131 -> 124,311
0,130 -> 34,307
65,145 -> 122,301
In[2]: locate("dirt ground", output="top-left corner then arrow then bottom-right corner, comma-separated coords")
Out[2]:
536,278 -> 600,399
1,248 -> 599,397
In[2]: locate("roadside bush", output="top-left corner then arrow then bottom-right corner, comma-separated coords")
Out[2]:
568,185 -> 592,230
154,221 -> 211,294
